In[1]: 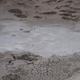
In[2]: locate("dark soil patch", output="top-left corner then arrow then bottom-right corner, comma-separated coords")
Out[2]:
43,0 -> 57,4
8,9 -> 22,13
66,0 -> 73,3
12,34 -> 16,37
60,10 -> 77,13
70,7 -> 80,10
60,10 -> 68,12
20,28 -> 23,30
23,30 -> 30,33
33,16 -> 42,18
55,6 -> 61,9
62,16 -> 79,21
14,14 -> 27,18
41,11 -> 57,15
60,13 -> 71,16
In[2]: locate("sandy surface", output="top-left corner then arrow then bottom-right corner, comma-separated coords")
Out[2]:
0,0 -> 80,80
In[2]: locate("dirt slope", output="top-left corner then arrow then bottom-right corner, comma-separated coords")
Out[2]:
0,0 -> 80,25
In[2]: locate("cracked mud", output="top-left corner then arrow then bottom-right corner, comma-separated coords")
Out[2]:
0,51 -> 80,80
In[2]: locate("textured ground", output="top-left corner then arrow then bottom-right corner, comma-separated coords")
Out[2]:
0,51 -> 80,80
0,0 -> 80,24
0,0 -> 80,80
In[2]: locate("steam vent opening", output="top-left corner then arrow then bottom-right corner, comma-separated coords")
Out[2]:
0,0 -> 80,80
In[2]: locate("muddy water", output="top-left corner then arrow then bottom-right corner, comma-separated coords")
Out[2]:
0,19 -> 80,58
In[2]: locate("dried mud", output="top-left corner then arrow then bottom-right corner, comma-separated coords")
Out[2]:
0,51 -> 80,80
